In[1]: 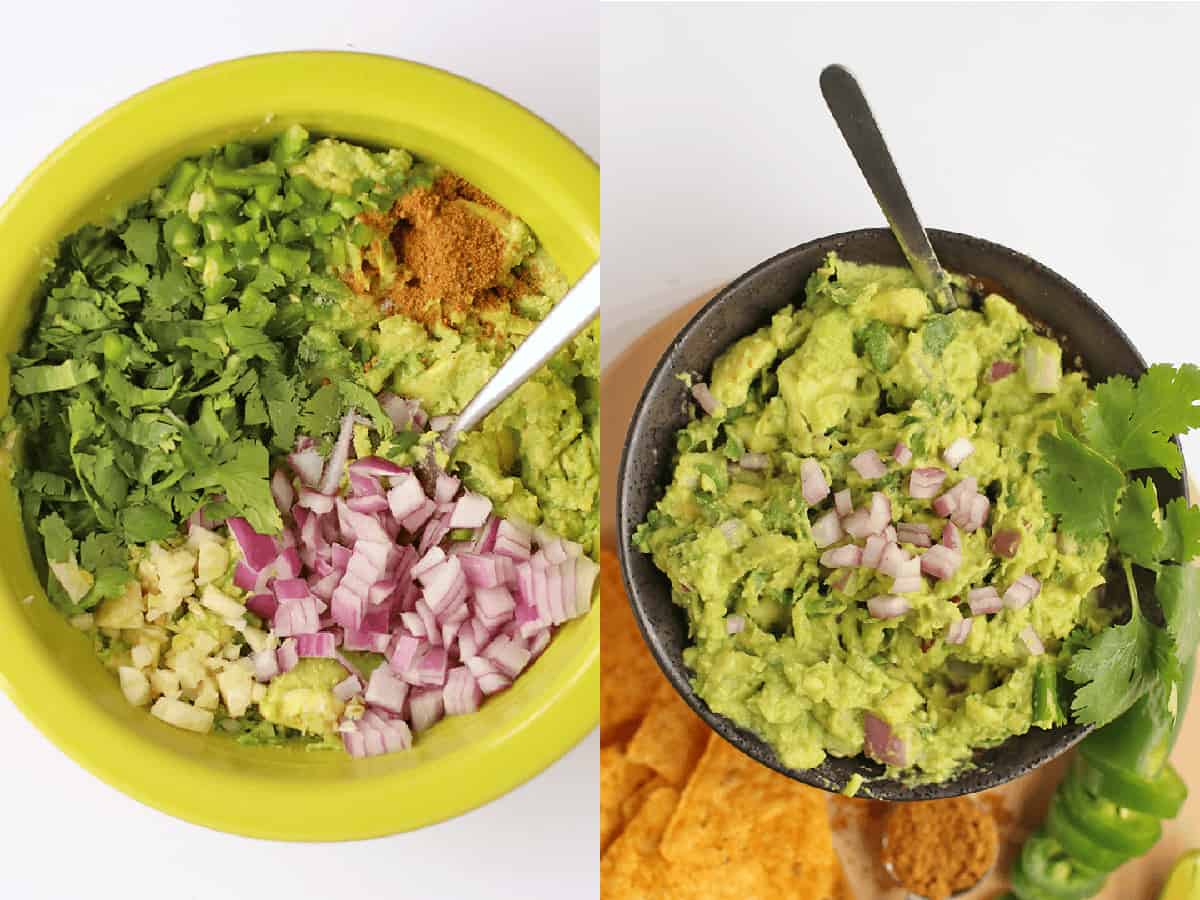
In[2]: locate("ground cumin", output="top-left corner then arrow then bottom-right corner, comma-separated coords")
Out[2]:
377,174 -> 520,327
881,797 -> 998,899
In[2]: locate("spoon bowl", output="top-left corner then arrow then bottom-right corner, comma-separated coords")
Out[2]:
616,226 -> 1185,800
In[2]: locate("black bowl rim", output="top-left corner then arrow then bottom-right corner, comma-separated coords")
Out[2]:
615,226 -> 1175,800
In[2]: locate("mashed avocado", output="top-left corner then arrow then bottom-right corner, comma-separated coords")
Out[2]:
635,254 -> 1110,784
259,658 -> 348,736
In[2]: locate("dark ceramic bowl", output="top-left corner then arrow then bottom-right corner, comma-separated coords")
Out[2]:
617,227 -> 1186,801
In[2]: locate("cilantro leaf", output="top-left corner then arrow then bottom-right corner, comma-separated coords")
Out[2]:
1036,424 -> 1124,541
1083,364 -> 1200,476
11,359 -> 101,395
1161,496 -> 1200,564
921,315 -> 957,359
120,219 -> 160,266
217,441 -> 283,535
855,320 -> 897,372
338,381 -> 394,440
1067,605 -> 1157,726
1158,564 -> 1200,668
122,504 -> 176,543
1113,478 -> 1164,569
38,514 -> 77,563
85,566 -> 134,609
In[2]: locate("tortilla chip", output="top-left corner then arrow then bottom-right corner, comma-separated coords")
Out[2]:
601,786 -> 680,898
661,734 -> 835,894
625,683 -> 710,787
621,774 -> 667,823
600,548 -> 661,745
601,786 -> 783,899
600,745 -> 653,855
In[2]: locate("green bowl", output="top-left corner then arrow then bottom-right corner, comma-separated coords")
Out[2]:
0,51 -> 599,840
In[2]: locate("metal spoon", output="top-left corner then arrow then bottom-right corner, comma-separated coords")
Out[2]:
429,262 -> 599,462
819,63 -> 958,312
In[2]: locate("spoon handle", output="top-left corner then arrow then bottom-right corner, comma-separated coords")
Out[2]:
441,263 -> 600,449
819,63 -> 958,311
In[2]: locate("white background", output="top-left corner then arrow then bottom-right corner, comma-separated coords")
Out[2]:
0,2 -> 597,898
602,2 -> 1200,473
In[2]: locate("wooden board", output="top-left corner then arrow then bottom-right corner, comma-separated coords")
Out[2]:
600,292 -> 1200,898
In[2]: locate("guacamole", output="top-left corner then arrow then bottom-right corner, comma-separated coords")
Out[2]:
634,254 -> 1110,783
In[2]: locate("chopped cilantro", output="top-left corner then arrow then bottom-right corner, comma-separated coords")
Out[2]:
921,315 -> 957,358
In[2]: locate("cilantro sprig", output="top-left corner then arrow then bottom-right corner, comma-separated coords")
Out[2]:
1037,364 -> 1200,728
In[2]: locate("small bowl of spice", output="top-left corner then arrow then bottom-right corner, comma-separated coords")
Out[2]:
881,797 -> 1000,899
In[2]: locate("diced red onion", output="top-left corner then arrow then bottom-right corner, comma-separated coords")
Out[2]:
945,619 -> 973,645
909,467 -> 947,500
253,649 -> 279,683
416,648 -> 448,687
411,547 -> 446,581
276,638 -> 299,673
943,437 -> 975,469
691,382 -> 719,416
389,634 -> 422,674
726,615 -> 745,635
862,535 -> 886,570
318,410 -> 357,495
478,672 -> 511,696
811,510 -> 844,548
349,456 -> 406,480
434,473 -> 461,504
893,442 -> 913,466
990,529 -> 1022,559
851,449 -> 888,480
920,544 -> 962,580
867,492 -> 893,535
864,712 -> 907,767
296,488 -> 335,514
271,470 -> 295,515
246,593 -> 277,621
867,595 -> 911,619
1003,574 -> 1042,610
288,445 -> 325,488
800,458 -> 830,505
834,490 -> 852,517
444,666 -> 482,716
988,360 -> 1017,382
842,509 -> 875,540
967,587 -> 1003,615
450,493 -> 492,528
961,494 -> 991,533
429,415 -> 455,433
895,523 -> 932,548
409,688 -> 445,733
226,517 -> 280,571
483,635 -> 531,678
1019,625 -> 1045,656
891,574 -> 924,594
820,544 -> 863,568
379,393 -> 424,431
876,543 -> 910,578
296,633 -> 336,658
941,521 -> 961,551
934,477 -> 978,519
365,665 -> 410,715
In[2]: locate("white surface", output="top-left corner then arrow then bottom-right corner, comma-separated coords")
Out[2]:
601,2 -> 1200,472
0,3 -> 597,898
